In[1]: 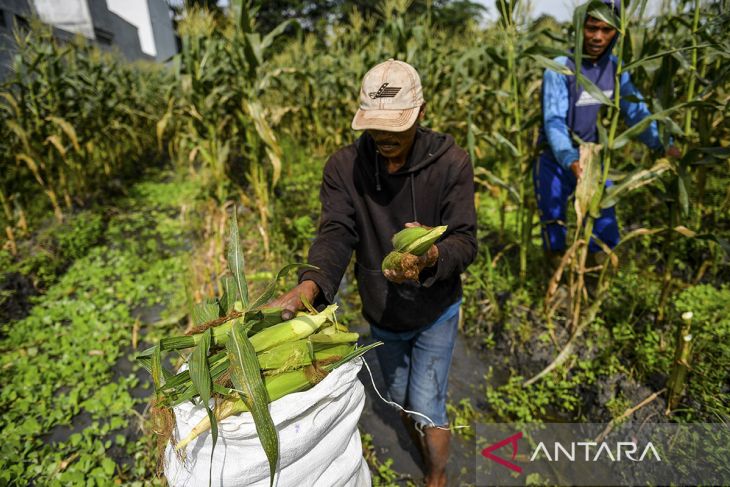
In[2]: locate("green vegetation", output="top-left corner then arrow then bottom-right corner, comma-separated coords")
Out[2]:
0,176 -> 195,484
0,0 -> 728,483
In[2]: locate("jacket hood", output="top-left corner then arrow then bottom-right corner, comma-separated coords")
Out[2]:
602,0 -> 620,15
355,127 -> 455,177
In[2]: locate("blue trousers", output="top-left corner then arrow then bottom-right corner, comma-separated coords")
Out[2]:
533,152 -> 620,253
370,300 -> 460,427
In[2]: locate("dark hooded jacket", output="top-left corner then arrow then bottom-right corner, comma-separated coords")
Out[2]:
299,127 -> 477,332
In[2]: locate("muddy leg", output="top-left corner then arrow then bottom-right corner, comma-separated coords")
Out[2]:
423,426 -> 450,487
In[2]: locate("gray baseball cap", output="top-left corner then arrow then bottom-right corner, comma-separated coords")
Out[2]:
351,59 -> 425,132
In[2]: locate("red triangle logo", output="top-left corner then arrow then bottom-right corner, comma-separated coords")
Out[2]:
481,432 -> 523,474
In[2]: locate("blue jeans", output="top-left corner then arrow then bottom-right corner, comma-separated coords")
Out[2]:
533,152 -> 620,253
370,300 -> 460,427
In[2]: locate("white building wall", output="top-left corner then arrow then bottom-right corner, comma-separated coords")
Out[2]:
106,0 -> 155,56
33,0 -> 94,38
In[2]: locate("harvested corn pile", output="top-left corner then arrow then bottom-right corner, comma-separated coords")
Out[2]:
136,212 -> 380,486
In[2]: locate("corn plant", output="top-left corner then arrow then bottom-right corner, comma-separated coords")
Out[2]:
157,4 -> 291,258
525,0 -> 729,385
1,21 -> 167,226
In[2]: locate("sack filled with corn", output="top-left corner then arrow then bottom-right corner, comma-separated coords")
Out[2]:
381,225 -> 447,280
137,211 -> 380,487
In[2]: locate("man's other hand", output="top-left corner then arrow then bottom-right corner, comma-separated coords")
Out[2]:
405,221 -> 431,230
266,280 -> 320,320
666,146 -> 681,159
383,245 -> 439,283
570,160 -> 582,179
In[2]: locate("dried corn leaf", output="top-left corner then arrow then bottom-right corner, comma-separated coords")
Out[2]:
574,143 -> 602,230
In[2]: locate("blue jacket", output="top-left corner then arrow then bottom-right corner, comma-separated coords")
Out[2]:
539,51 -> 664,169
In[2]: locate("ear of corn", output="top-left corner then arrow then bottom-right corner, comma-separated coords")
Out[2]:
308,332 -> 360,344
391,226 -> 431,251
383,226 -> 448,276
249,304 -> 338,352
381,251 -> 420,280
257,339 -> 312,370
391,225 -> 447,255
317,323 -> 349,335
258,341 -> 355,371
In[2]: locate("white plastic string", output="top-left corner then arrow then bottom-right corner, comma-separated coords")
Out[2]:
361,358 -> 470,436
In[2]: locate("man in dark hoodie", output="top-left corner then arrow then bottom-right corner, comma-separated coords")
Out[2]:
270,59 -> 477,486
535,0 -> 679,264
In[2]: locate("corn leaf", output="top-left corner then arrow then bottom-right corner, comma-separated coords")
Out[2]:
683,146 -> 730,166
190,329 -> 217,484
492,131 -> 522,158
244,100 -> 283,187
156,110 -> 172,153
530,54 -> 574,76
192,299 -> 220,326
674,225 -> 696,238
611,103 -> 689,149
227,210 -> 249,310
136,356 -> 175,381
576,73 -> 612,106
227,322 -> 278,487
474,167 -> 521,204
45,135 -> 67,158
47,116 -> 81,153
219,275 -> 237,315
151,345 -> 163,391
614,227 -> 664,249
623,44 -> 715,73
260,20 -> 294,56
600,159 -> 672,208
159,335 -> 196,351
587,2 -> 620,30
248,263 -> 317,311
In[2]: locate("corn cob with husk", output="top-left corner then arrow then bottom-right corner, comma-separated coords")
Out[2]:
138,305 -> 345,402
381,225 -> 447,279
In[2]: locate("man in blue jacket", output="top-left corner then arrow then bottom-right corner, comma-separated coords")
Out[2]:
535,0 -> 679,265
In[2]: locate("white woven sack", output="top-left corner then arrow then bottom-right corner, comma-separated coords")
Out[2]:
164,358 -> 370,487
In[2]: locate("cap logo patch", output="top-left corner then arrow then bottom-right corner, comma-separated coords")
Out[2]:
368,83 -> 402,99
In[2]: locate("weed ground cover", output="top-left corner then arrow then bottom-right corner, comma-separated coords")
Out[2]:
0,174 -> 198,485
